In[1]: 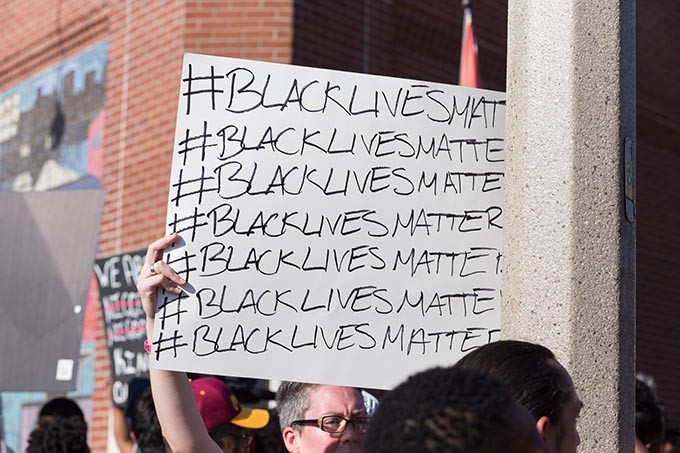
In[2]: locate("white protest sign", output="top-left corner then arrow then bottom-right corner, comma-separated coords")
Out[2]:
152,53 -> 505,390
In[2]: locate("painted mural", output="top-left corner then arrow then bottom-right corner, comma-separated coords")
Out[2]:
0,42 -> 107,192
0,42 -> 107,453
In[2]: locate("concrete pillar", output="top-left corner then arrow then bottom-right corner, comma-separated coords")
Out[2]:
503,1 -> 635,452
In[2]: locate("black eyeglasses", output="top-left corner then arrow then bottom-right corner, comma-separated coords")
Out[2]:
291,415 -> 371,434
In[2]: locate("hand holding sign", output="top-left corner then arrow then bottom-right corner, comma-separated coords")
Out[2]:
136,234 -> 223,453
138,233 -> 186,322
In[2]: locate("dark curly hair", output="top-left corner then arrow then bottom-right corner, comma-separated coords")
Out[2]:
26,415 -> 89,453
38,398 -> 84,421
363,366 -> 540,453
635,378 -> 665,450
130,387 -> 165,453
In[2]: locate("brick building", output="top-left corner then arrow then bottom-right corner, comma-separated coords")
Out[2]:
0,0 -> 677,450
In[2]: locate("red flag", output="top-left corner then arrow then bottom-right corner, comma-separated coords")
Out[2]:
459,4 -> 481,88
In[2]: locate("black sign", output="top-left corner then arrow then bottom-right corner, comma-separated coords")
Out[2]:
94,250 -> 148,407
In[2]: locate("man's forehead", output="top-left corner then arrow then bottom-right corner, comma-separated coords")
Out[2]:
306,385 -> 366,415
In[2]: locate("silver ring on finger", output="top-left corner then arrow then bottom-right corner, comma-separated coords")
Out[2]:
149,263 -> 157,275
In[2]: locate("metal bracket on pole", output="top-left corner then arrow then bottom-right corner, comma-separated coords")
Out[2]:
624,137 -> 635,223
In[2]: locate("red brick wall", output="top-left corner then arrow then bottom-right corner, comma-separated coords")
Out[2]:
95,3 -> 187,449
99,1 -> 185,255
91,275 -> 112,450
0,0 -> 107,91
100,0 -> 294,257
0,0 -> 109,92
185,0 -> 293,63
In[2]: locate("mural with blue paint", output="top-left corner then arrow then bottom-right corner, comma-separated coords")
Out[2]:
0,42 -> 107,192
0,41 -> 107,453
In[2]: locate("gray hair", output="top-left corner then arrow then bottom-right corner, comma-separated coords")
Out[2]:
275,382 -> 319,433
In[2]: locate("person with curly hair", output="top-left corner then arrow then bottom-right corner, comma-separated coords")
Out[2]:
129,387 -> 167,453
636,377 -> 666,453
363,366 -> 546,453
26,397 -> 89,453
26,414 -> 89,453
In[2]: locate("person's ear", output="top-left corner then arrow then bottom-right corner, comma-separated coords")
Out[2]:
535,416 -> 554,445
283,426 -> 301,453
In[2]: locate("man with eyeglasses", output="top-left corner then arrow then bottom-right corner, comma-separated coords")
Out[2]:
277,382 -> 369,453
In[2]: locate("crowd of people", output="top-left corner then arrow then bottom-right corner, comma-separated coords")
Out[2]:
20,233 -> 677,452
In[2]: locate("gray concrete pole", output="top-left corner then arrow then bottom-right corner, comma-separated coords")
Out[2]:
503,1 -> 635,451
